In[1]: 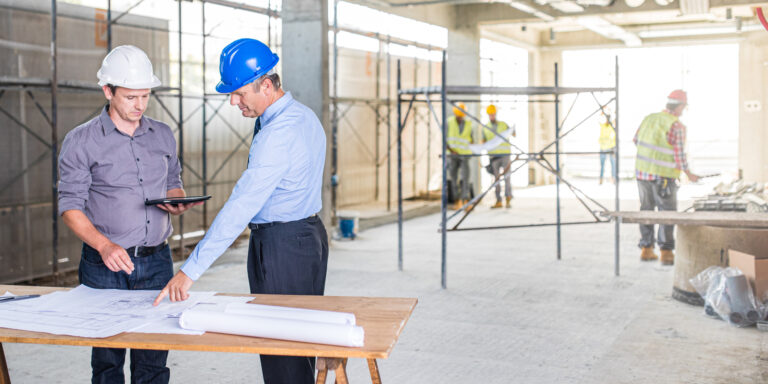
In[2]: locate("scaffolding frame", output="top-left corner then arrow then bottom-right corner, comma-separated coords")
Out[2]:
1,0 -> 449,284
0,0 -> 281,284
397,51 -> 621,288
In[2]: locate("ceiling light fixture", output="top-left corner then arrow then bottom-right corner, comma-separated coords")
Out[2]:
578,16 -> 642,46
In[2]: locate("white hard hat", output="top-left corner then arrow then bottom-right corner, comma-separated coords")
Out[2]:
97,45 -> 161,89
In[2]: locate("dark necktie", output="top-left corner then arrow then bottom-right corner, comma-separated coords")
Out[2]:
253,118 -> 262,139
247,118 -> 262,168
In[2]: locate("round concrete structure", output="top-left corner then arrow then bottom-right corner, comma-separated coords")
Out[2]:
673,225 -> 768,305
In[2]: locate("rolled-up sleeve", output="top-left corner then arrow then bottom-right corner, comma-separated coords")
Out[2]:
57,132 -> 91,215
164,129 -> 183,190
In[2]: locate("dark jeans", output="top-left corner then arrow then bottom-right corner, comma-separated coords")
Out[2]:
248,215 -> 329,384
448,156 -> 470,200
637,179 -> 678,250
79,243 -> 174,384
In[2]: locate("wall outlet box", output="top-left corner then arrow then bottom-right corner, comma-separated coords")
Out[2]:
745,100 -> 762,112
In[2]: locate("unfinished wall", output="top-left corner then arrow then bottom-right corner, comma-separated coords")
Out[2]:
0,1 -> 169,283
333,46 -> 443,207
738,31 -> 768,183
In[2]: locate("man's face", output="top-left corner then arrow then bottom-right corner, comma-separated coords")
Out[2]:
230,80 -> 270,118
103,86 -> 150,123
489,113 -> 496,123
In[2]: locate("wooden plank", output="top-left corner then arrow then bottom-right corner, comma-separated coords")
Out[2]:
0,286 -> 417,360
334,358 -> 349,384
602,211 -> 768,228
367,358 -> 382,384
0,343 -> 10,384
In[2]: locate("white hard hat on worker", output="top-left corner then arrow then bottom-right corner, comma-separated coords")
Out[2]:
97,45 -> 161,126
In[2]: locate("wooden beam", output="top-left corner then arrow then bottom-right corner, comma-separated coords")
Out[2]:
0,343 -> 10,384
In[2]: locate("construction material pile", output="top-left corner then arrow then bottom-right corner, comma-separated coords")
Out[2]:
690,267 -> 763,327
692,180 -> 768,213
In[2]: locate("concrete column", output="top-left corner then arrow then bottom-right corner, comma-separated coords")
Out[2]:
738,32 -> 768,183
281,0 -> 332,225
447,24 -> 481,198
530,49 -> 562,185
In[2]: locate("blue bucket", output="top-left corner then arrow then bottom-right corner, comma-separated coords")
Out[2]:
337,210 -> 359,239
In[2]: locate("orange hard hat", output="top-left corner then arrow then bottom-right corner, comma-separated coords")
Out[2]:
452,102 -> 467,117
667,89 -> 687,105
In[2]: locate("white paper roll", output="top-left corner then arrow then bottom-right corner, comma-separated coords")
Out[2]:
225,303 -> 356,326
179,310 -> 365,347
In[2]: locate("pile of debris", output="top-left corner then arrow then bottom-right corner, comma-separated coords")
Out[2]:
692,180 -> 768,213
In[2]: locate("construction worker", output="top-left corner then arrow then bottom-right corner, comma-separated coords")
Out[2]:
446,102 -> 474,210
483,104 -> 515,208
634,89 -> 700,265
154,38 -> 328,384
58,45 -> 200,383
598,109 -> 616,185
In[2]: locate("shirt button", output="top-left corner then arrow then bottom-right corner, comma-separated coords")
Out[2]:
136,158 -> 140,161
147,220 -> 150,223
139,178 -> 143,183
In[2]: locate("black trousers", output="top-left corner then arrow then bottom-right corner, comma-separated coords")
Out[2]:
247,215 -> 329,384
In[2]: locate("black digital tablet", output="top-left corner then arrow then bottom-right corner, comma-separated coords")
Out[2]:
145,195 -> 212,206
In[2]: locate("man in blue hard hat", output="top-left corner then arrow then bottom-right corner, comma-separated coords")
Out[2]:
154,38 -> 328,384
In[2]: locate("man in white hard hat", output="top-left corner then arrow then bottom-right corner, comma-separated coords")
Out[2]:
58,45 -> 198,383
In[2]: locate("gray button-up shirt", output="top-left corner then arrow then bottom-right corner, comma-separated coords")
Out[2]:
58,106 -> 183,248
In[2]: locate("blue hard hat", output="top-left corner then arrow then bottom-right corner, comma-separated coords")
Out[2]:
216,38 -> 279,93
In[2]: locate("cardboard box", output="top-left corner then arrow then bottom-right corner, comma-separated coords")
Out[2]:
729,249 -> 768,302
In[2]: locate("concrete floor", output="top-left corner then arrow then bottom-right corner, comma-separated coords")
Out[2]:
5,179 -> 768,383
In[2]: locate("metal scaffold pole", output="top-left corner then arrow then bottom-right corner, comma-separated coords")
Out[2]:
440,50 -> 447,289
177,0 -> 184,258
614,56 -> 621,276
555,62 -> 561,261
50,0 -> 59,285
397,60 -> 403,272
201,1 -> 208,228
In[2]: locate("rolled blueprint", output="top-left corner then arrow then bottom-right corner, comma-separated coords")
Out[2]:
225,303 -> 356,326
179,310 -> 365,347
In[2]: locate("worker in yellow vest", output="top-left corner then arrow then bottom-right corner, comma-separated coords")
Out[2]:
483,104 -> 514,208
634,90 -> 700,265
447,102 -> 474,210
598,109 -> 616,185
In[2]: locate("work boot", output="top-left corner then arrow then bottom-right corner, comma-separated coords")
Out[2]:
491,200 -> 503,209
505,196 -> 512,208
451,199 -> 464,211
640,247 -> 658,261
465,200 -> 475,213
660,250 -> 675,266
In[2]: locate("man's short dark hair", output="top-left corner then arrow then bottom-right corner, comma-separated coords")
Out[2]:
252,72 -> 281,91
107,84 -> 118,96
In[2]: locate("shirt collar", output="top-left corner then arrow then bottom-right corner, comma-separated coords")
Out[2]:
260,92 -> 294,127
99,104 -> 154,136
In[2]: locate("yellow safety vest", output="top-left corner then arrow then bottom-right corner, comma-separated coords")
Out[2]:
482,121 -> 512,155
599,122 -> 615,150
447,116 -> 473,155
635,111 -> 681,179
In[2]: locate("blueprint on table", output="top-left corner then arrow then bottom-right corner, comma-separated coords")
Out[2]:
0,285 -> 241,338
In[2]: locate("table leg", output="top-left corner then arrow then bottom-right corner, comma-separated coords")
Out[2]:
0,343 -> 10,384
316,357 -> 329,384
367,359 -> 381,384
334,358 -> 348,384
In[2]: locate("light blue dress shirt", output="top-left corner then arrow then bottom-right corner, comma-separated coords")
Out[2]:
181,92 -> 326,281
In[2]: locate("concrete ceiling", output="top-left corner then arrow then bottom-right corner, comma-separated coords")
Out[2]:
349,0 -> 768,46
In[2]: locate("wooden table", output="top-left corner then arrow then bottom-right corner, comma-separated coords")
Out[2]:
604,211 -> 768,304
0,285 -> 417,384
